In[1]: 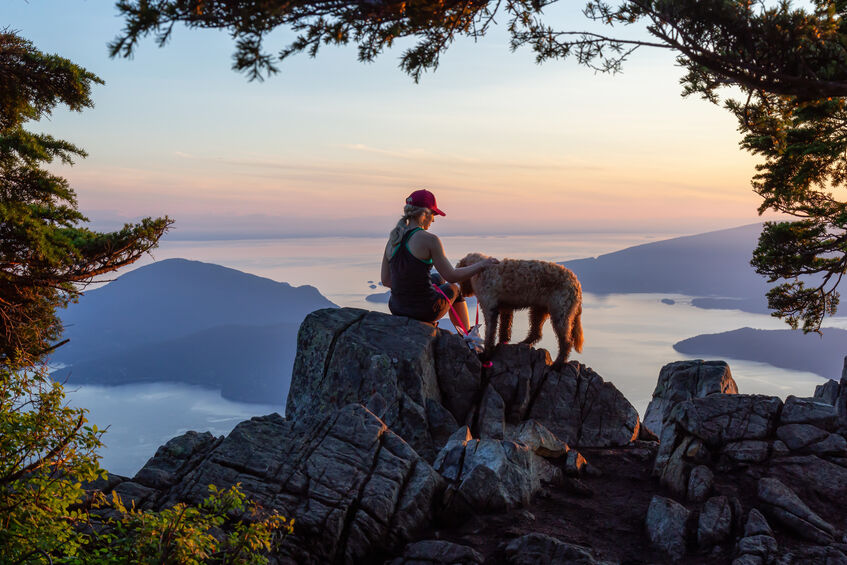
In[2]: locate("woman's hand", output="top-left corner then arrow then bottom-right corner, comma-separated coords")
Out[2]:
476,257 -> 499,273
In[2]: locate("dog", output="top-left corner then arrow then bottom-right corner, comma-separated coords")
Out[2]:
456,253 -> 584,367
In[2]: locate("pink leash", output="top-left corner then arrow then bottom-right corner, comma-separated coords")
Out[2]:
431,284 -> 492,368
432,283 -> 470,335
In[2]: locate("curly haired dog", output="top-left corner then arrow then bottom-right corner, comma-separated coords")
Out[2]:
456,253 -> 584,366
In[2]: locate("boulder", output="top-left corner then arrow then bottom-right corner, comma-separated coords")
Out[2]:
768,455 -> 847,510
287,308 -> 458,461
814,379 -> 840,406
757,477 -> 835,545
645,495 -> 690,561
509,419 -> 569,459
780,396 -> 839,431
123,404 -> 444,564
671,395 -> 782,448
721,440 -> 770,465
388,540 -> 484,565
527,359 -> 640,447
501,533 -> 613,565
687,465 -> 714,502
776,424 -> 830,452
697,495 -> 733,548
744,508 -> 774,537
643,360 -> 737,437
131,430 -> 221,491
434,430 -> 558,513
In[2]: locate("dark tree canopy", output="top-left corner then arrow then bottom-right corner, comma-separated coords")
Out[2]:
0,31 -> 172,365
112,0 -> 847,332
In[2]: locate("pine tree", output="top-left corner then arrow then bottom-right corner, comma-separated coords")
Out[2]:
0,31 -> 171,365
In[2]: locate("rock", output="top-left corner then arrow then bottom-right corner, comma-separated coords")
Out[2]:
388,540 -> 484,565
671,394 -> 783,448
564,450 -> 587,477
776,424 -> 828,452
722,440 -> 770,465
478,384 -> 506,440
287,308 -> 461,461
132,430 -> 220,491
435,436 -> 554,513
487,344 -> 545,422
698,495 -> 733,548
660,435 -> 693,498
502,533 -> 612,565
757,477 -> 835,545
745,508 -> 774,537
687,465 -> 714,502
772,440 -> 791,457
645,495 -> 690,561
426,398 -> 460,446
807,432 -> 847,456
435,332 -> 482,424
776,546 -> 847,564
127,405 -> 444,564
527,360 -> 640,447
815,379 -> 840,405
768,455 -> 847,512
737,535 -> 778,559
643,360 -> 737,437
510,419 -> 569,458
732,555 -> 764,565
781,396 -> 839,431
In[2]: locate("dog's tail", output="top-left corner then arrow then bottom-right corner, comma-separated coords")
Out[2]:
571,305 -> 584,353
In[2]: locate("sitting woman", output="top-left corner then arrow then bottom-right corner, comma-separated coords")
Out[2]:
380,189 -> 498,331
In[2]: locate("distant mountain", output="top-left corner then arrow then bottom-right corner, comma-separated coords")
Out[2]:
53,322 -> 300,404
563,223 -> 771,312
52,259 -> 337,404
673,327 -> 846,381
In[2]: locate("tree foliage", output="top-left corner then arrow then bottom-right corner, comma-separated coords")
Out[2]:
0,31 -> 172,365
73,484 -> 293,565
0,32 -> 291,564
0,364 -> 103,563
112,0 -> 847,331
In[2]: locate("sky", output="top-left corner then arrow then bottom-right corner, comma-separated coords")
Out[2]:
8,1 -> 781,239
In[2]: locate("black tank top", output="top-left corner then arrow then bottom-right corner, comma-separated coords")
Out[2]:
388,228 -> 440,316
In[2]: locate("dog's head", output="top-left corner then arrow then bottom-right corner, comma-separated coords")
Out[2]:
456,253 -> 487,297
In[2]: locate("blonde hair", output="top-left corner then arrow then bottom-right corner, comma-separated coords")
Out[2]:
388,204 -> 431,248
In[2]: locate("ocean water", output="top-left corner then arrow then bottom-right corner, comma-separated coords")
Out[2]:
65,232 -> 829,476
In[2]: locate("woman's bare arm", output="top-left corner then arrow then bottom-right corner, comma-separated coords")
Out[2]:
380,243 -> 392,288
429,234 -> 497,282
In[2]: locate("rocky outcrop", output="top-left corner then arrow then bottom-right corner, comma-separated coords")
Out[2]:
287,309 -> 640,461
643,360 -> 738,437
115,404 -> 444,564
108,308 -> 847,564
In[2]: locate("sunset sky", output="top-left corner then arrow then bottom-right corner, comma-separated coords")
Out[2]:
9,2 -> 779,239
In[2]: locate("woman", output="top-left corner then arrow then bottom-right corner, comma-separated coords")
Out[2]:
380,189 -> 498,331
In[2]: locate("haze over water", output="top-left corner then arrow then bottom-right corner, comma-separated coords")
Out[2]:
66,232 -> 826,476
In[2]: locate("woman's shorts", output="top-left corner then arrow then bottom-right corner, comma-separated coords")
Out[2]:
388,273 -> 465,323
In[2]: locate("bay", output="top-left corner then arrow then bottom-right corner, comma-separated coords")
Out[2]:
65,232 -> 830,476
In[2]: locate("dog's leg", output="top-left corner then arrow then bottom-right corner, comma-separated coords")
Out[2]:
520,306 -> 548,346
482,303 -> 499,361
498,307 -> 514,344
549,303 -> 575,368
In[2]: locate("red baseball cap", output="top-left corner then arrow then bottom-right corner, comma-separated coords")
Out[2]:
406,189 -> 446,216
